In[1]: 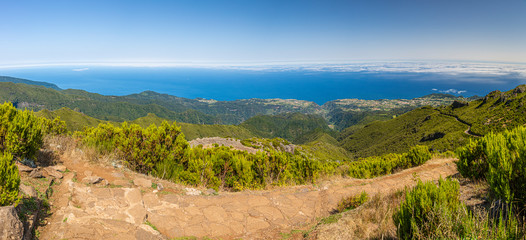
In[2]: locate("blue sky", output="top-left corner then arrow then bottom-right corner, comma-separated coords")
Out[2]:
1,0 -> 525,65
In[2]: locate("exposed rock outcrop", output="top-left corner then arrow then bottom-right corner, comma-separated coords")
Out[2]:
0,206 -> 24,240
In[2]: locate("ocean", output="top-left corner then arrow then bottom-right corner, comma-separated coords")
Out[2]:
1,65 -> 525,104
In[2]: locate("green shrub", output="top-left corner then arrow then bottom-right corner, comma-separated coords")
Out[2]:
80,122 -> 322,190
456,126 -> 526,205
404,145 -> 431,166
40,116 -> 68,136
393,178 -> 524,239
336,191 -> 368,213
393,178 -> 468,239
0,152 -> 20,206
80,121 -> 188,173
456,139 -> 487,180
0,102 -> 57,160
347,145 -> 431,179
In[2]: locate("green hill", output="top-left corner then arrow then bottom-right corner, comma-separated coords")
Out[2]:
340,107 -> 468,157
239,113 -> 333,143
340,85 -> 526,158
131,113 -> 255,140
0,82 -> 219,124
0,77 -> 473,143
300,131 -> 352,162
0,76 -> 62,90
35,107 -> 105,131
450,85 -> 526,136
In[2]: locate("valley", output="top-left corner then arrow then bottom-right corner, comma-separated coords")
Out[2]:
1,76 -> 526,239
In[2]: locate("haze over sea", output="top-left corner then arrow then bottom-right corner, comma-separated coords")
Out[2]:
1,62 -> 526,105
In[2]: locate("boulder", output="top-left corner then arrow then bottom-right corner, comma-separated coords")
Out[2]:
19,184 -> 38,198
16,163 -> 33,173
82,176 -> 103,184
0,206 -> 24,240
44,167 -> 63,179
133,178 -> 152,188
28,169 -> 43,178
184,187 -> 201,196
204,188 -> 218,195
136,224 -> 165,240
51,165 -> 67,172
156,183 -> 164,191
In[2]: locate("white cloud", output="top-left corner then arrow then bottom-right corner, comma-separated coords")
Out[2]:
0,61 -> 525,81
432,88 -> 438,91
438,89 -> 467,95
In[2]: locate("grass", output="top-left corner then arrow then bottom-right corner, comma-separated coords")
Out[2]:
335,191 -> 368,213
309,191 -> 404,240
17,197 -> 39,222
144,220 -> 158,231
319,214 -> 343,224
340,107 -> 469,158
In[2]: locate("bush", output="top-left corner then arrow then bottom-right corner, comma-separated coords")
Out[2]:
80,122 -> 322,190
456,139 -> 487,180
80,121 -> 188,173
0,152 -> 20,206
347,145 -> 431,179
456,126 -> 526,205
393,178 -> 469,239
404,145 -> 431,166
393,177 -> 524,239
0,102 -> 61,160
336,191 -> 368,213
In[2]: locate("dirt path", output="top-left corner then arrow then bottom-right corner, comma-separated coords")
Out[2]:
439,111 -> 482,138
39,150 -> 457,239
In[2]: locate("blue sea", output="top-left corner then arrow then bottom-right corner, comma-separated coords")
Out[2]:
1,66 -> 525,105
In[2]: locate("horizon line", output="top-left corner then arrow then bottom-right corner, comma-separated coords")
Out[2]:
1,59 -> 526,70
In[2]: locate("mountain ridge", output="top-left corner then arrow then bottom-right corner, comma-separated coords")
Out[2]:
0,76 -> 470,129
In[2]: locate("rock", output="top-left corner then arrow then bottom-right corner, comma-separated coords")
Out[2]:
44,167 -> 63,179
113,179 -> 132,187
133,178 -> 152,188
513,85 -> 526,94
51,165 -> 67,172
100,179 -> 109,187
111,172 -> 125,178
451,100 -> 468,109
125,189 -> 143,206
28,169 -> 43,178
16,163 -> 34,172
156,183 -> 164,191
82,176 -> 103,184
0,206 -> 24,240
20,158 -> 36,168
246,216 -> 270,233
84,170 -> 93,177
184,187 -> 201,196
204,188 -> 217,195
19,184 -> 38,198
136,224 -> 165,240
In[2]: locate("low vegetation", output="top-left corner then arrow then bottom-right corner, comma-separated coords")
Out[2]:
393,177 -> 523,239
0,102 -> 65,206
340,107 -> 469,158
457,125 -> 526,211
78,122 -> 323,190
0,152 -> 20,206
336,191 -> 368,213
345,145 -> 431,179
239,112 -> 332,143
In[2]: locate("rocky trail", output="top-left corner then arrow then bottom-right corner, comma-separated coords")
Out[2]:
36,146 -> 458,240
